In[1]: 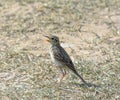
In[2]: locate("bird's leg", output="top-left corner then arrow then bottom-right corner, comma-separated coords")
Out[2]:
57,68 -> 66,84
60,70 -> 66,81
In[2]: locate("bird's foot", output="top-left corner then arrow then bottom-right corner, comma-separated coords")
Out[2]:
57,78 -> 61,83
56,78 -> 62,86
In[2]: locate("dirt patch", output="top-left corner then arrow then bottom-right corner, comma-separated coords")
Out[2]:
0,0 -> 120,99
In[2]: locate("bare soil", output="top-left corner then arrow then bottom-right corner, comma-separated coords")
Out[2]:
0,0 -> 120,100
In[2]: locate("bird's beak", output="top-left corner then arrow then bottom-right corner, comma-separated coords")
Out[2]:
43,35 -> 50,42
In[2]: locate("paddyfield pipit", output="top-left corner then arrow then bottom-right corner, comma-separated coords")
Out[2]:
44,35 -> 88,86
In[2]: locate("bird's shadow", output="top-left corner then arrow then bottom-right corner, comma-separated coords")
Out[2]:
70,82 -> 101,88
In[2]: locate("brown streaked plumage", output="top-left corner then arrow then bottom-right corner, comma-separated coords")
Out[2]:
44,35 -> 88,86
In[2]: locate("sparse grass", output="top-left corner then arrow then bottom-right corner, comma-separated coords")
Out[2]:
0,0 -> 120,100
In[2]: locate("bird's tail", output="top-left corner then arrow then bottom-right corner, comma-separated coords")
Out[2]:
73,69 -> 88,85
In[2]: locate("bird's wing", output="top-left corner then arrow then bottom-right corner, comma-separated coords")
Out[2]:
54,46 -> 77,72
53,46 -> 88,85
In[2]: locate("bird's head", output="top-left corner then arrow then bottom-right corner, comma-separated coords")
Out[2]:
44,35 -> 60,46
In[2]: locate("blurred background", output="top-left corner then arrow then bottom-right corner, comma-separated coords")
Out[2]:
0,0 -> 120,99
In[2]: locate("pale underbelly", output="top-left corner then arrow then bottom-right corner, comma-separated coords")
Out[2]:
51,55 -> 63,67
50,50 -> 62,67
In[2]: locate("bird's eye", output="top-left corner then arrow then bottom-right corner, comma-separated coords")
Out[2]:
51,37 -> 57,42
51,38 -> 54,40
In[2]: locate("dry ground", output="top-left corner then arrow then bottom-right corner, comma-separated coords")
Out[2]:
0,0 -> 120,100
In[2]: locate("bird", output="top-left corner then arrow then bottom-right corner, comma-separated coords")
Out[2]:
44,35 -> 88,86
